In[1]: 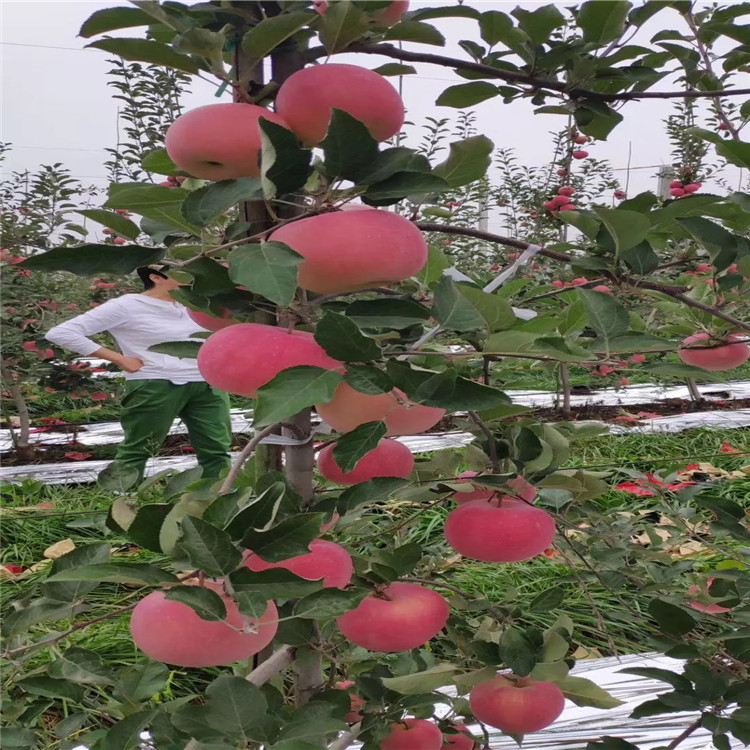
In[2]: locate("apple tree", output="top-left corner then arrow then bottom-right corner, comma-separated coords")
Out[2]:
4,2 -> 750,749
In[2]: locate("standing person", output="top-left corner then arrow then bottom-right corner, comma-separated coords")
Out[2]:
46,265 -> 232,485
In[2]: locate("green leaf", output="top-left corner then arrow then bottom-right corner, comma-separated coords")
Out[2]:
164,585 -> 228,621
332,421 -> 387,473
254,366 -> 343,426
372,63 -> 417,76
321,109 -> 379,182
500,626 -> 538,677
354,147 -> 431,185
344,365 -> 393,395
456,284 -> 516,332
228,241 -> 302,307
557,210 -> 601,240
180,516 -> 242,578
105,183 -> 199,235
181,178 -> 262,227
337,477 -> 411,510
346,297 -> 431,328
418,244 -> 452,285
590,333 -> 669,352
79,6 -> 158,37
141,148 -> 178,176
2,597 -> 89,638
314,311 -> 381,361
383,20 -> 445,45
242,513 -> 325,563
242,11 -> 314,58
19,244 -> 164,276
124,503 -> 175,552
48,647 -> 114,684
86,38 -> 199,73
557,676 -> 624,709
230,567 -> 324,598
576,104 -> 624,140
18,675 -> 84,702
592,207 -> 650,253
148,340 -> 202,359
173,28 -> 226,74
576,0 -> 631,44
364,171 -> 450,203
621,241 -> 659,274
436,82 -> 499,108
0,728 -> 38,748
259,118 -> 312,198
512,4 -> 566,46
619,667 -> 693,692
578,289 -> 630,345
433,135 -> 494,188
432,276 -> 486,332
480,11 -> 514,45
42,542 -> 111,603
293,588 -> 367,619
586,739 -> 640,750
318,0 -> 369,53
77,209 -> 140,240
46,563 -> 178,586
529,587 -> 565,612
113,660 -> 169,703
416,372 -> 509,411
648,598 -> 697,635
104,709 -> 160,750
381,664 -> 459,694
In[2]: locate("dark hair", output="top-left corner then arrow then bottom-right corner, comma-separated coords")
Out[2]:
136,266 -> 168,290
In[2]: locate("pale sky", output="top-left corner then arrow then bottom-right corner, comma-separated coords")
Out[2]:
1,0 -> 744,235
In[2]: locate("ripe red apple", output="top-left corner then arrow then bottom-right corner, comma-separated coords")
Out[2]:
314,0 -> 408,26
551,280 -> 565,288
270,209 -> 426,294
452,470 -> 496,503
591,285 -> 612,294
550,195 -> 570,207
442,724 -> 478,749
470,675 -> 565,734
556,168 -> 567,176
572,134 -> 588,144
669,180 -> 684,189
571,277 -> 588,285
113,238 -> 126,245
187,307 -> 238,332
336,582 -> 449,652
335,680 -> 366,723
317,438 -> 414,485
677,333 -> 749,371
558,204 -> 577,211
165,103 -> 290,180
571,150 -> 588,159
688,577 -> 732,614
103,228 -> 114,235
543,200 -> 558,211
557,186 -> 575,197
444,500 -> 555,562
275,64 -> 405,146
670,187 -> 686,197
243,539 -> 353,589
684,182 -> 702,193
130,582 -> 278,667
197,323 -> 342,397
316,382 -> 444,436
381,719 -> 443,750
614,190 -> 627,200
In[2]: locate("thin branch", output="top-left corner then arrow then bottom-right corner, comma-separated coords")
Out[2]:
219,423 -> 283,494
666,715 -> 704,749
467,411 -> 500,472
1,362 -> 31,449
310,42 -> 750,102
246,644 -> 295,686
328,725 -> 360,750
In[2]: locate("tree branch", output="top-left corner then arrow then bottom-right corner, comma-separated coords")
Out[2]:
246,644 -> 295,686
666,715 -> 704,749
219,423 -> 283,494
309,42 -> 750,102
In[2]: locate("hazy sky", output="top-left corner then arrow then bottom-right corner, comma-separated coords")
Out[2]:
2,0 -> 744,235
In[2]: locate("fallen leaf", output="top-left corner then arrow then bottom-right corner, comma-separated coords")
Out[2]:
43,539 -> 76,559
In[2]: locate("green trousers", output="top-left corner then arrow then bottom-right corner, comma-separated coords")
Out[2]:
112,379 -> 232,482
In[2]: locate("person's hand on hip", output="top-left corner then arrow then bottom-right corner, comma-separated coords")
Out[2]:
117,356 -> 145,373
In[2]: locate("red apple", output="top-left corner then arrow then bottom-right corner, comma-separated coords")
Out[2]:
317,438 -> 414,485
571,277 -> 588,285
314,0 -> 409,27
670,187 -> 686,197
677,333 -> 749,371
551,280 -> 565,288
442,724 -> 478,749
113,238 -> 126,245
335,680 -> 367,723
543,200 -> 558,211
688,577 -> 732,614
550,195 -> 570,207
683,182 -> 702,193
316,382 -> 444,436
573,134 -> 588,144
197,323 -> 342,397
571,150 -> 588,159
165,103 -> 290,180
470,675 -> 565,734
243,539 -> 353,589
614,190 -> 626,200
556,168 -> 567,176
130,582 -> 278,667
591,285 -> 612,294
669,180 -> 684,189
275,64 -> 405,146
444,500 -> 555,562
187,307 -> 238,331
336,582 -> 449,652
558,204 -> 577,211
557,186 -> 575,197
270,209 -> 426,294
381,719 -> 443,750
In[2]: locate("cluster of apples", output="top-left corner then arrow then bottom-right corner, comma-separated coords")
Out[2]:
543,185 -> 577,213
668,179 -> 702,198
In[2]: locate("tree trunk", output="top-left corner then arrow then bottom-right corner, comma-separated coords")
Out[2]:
685,377 -> 702,402
1,362 -> 35,461
559,362 -> 572,413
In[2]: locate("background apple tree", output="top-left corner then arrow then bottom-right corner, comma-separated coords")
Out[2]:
3,2 -> 750,749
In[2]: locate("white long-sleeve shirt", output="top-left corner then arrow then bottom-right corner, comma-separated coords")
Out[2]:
46,294 -> 209,385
